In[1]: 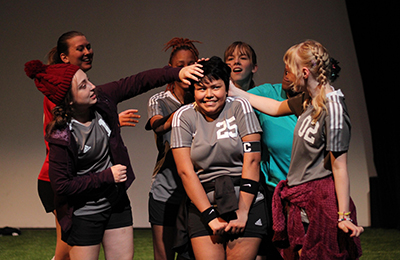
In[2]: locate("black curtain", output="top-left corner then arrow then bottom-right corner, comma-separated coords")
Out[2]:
345,1 -> 399,229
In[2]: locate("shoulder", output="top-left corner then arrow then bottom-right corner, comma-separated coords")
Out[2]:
227,96 -> 254,114
46,127 -> 71,145
149,90 -> 170,101
326,89 -> 347,115
174,103 -> 195,120
148,90 -> 172,106
288,92 -> 307,117
248,83 -> 278,97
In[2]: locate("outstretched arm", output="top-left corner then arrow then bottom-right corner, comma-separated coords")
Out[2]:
229,82 -> 292,116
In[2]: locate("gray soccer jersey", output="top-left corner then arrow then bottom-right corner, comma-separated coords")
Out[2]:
147,90 -> 184,204
287,89 -> 351,186
70,111 -> 113,215
171,97 -> 262,183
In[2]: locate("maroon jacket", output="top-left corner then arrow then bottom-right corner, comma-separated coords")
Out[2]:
46,66 -> 181,232
272,176 -> 362,259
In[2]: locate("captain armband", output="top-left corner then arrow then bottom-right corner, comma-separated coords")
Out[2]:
242,141 -> 261,153
240,178 -> 259,195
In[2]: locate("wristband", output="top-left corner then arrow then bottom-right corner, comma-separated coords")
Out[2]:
240,178 -> 259,195
201,206 -> 218,224
338,217 -> 353,222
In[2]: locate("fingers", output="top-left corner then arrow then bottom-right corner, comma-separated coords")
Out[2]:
119,109 -> 141,127
196,57 -> 209,62
209,218 -> 228,235
111,164 -> 127,183
338,221 -> 364,237
224,224 -> 244,234
179,64 -> 204,85
123,109 -> 139,113
350,226 -> 364,237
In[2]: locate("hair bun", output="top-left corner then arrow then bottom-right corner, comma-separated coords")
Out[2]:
329,58 -> 341,82
24,60 -> 46,79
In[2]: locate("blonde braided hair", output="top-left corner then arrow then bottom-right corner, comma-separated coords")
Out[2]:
284,40 -> 332,122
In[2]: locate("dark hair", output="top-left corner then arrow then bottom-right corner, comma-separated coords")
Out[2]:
45,89 -> 74,136
47,31 -> 85,65
163,37 -> 201,64
163,37 -> 201,92
189,56 -> 231,95
329,57 -> 341,83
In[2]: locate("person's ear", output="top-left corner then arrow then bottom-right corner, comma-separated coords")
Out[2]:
302,67 -> 310,79
252,64 -> 258,74
60,53 -> 69,63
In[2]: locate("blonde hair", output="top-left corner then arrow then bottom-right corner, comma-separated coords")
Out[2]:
284,40 -> 331,122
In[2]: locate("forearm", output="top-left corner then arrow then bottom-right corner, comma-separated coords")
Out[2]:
173,148 -> 211,212
48,145 -> 114,197
150,113 -> 174,135
238,134 -> 261,213
331,152 -> 350,213
98,66 -> 181,104
229,84 -> 290,116
180,170 -> 211,212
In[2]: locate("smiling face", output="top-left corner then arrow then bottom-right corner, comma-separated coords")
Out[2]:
70,69 -> 97,111
225,46 -> 257,89
194,77 -> 227,121
61,36 -> 94,72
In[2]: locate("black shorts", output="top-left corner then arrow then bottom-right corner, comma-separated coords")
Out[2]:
37,180 -> 55,213
187,199 -> 267,239
148,193 -> 180,226
62,195 -> 133,246
257,183 -> 277,256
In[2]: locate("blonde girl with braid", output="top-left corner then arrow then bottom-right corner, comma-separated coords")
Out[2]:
229,40 -> 363,259
145,37 -> 201,260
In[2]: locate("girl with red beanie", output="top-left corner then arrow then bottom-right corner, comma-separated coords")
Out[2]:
25,59 -> 202,260
39,31 -> 141,260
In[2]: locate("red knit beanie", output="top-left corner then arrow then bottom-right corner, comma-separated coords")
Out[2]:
24,60 -> 80,105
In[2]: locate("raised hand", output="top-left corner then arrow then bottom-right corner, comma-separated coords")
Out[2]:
178,63 -> 203,85
119,109 -> 140,127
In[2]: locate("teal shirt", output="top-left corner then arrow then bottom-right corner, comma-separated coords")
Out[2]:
248,83 -> 297,187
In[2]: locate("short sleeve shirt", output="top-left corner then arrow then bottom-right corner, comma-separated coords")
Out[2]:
70,111 -> 113,215
171,97 -> 262,183
146,90 -> 185,204
248,84 -> 297,187
287,89 -> 351,186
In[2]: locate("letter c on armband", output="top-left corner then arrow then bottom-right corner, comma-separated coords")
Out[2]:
243,141 -> 261,153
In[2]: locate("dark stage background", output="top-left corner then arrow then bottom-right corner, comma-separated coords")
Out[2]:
346,1 -> 399,229
0,0 -> 378,228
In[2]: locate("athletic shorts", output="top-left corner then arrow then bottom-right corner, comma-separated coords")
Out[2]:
37,180 -> 55,213
187,199 -> 267,239
148,193 -> 180,226
62,195 -> 133,246
257,183 -> 278,256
